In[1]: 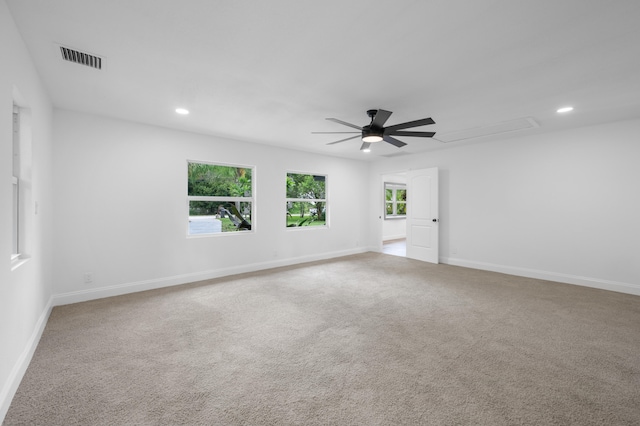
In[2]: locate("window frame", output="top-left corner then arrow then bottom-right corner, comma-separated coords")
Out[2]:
12,106 -> 21,260
11,101 -> 31,270
186,160 -> 256,237
384,182 -> 407,220
286,171 -> 328,229
11,176 -> 19,260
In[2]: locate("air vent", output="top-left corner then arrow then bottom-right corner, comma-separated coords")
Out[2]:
59,46 -> 103,70
436,117 -> 539,143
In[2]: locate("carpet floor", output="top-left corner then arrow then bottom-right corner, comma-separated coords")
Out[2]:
4,253 -> 640,425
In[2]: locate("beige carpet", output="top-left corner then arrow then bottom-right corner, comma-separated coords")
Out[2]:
4,253 -> 640,425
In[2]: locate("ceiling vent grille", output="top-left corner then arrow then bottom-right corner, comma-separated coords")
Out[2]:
59,46 -> 103,70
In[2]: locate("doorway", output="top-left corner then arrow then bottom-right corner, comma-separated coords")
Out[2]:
381,168 -> 439,263
381,172 -> 407,257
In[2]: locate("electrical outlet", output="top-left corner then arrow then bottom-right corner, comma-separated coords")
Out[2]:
452,247 -> 458,255
83,272 -> 93,284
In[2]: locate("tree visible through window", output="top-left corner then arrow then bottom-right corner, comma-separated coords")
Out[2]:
286,173 -> 327,227
187,162 -> 254,234
385,182 -> 406,219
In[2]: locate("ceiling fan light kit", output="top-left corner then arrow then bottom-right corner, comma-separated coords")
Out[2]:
361,132 -> 383,143
315,109 -> 436,151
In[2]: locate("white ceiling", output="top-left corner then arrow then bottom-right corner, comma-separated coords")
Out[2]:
7,0 -> 640,161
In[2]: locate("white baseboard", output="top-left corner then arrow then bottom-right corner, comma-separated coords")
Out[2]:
0,297 -> 53,423
440,256 -> 640,296
383,234 -> 406,242
53,247 -> 371,306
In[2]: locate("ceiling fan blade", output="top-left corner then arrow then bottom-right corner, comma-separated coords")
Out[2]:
384,117 -> 435,133
386,130 -> 436,138
383,135 -> 407,148
360,142 -> 371,151
371,109 -> 392,128
326,118 -> 362,130
326,135 -> 361,145
312,131 -> 360,134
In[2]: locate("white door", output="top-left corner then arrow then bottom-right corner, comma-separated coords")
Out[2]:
406,168 -> 439,263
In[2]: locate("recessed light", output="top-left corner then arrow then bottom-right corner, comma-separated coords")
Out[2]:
557,106 -> 574,113
175,108 -> 189,115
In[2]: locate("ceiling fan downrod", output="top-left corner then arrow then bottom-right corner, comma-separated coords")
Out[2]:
362,110 -> 384,142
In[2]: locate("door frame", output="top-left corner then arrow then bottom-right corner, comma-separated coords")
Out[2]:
378,168 -> 439,263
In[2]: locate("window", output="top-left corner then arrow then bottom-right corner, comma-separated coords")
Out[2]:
11,99 -> 31,269
12,106 -> 20,258
286,173 -> 327,227
385,182 -> 406,219
187,161 -> 254,235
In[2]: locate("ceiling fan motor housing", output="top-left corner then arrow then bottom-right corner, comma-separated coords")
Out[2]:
362,125 -> 383,142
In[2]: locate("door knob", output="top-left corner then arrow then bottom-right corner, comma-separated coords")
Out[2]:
432,218 -> 438,222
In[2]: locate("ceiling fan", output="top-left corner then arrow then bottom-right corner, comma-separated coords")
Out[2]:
313,109 -> 436,151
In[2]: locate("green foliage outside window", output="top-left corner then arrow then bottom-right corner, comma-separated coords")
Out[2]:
384,182 -> 407,219
187,162 -> 253,233
188,163 -> 251,206
286,173 -> 326,227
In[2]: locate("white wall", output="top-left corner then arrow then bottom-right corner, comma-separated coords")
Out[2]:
369,119 -> 640,295
0,1 -> 54,420
52,110 -> 372,302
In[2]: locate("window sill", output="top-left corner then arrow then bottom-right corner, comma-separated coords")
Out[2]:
286,225 -> 328,231
11,255 -> 30,271
187,230 -> 254,238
